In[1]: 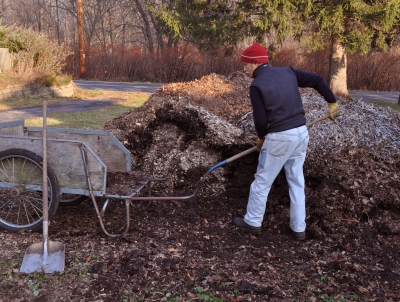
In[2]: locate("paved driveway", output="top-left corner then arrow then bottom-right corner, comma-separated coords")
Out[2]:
73,80 -> 165,94
349,90 -> 399,103
0,99 -> 120,122
74,81 -> 399,104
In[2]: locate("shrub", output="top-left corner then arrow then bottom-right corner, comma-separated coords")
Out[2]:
63,40 -> 399,91
44,74 -> 73,87
0,25 -> 72,86
0,25 -> 25,52
63,43 -> 243,83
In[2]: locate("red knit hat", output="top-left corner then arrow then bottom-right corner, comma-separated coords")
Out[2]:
241,42 -> 269,64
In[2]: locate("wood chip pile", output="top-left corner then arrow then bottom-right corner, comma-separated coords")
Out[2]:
105,72 -> 256,196
105,72 -> 400,226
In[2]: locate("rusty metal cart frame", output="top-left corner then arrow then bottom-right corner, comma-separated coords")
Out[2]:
0,120 -> 206,237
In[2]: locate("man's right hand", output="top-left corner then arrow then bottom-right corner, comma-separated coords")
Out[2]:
256,138 -> 265,152
328,102 -> 340,120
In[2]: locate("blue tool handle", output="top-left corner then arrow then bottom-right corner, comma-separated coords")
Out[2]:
206,146 -> 257,174
207,160 -> 227,173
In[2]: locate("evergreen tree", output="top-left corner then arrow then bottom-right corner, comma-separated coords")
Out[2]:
150,0 -> 305,48
301,0 -> 400,96
152,0 -> 400,96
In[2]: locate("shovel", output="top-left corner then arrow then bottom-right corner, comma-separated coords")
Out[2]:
206,115 -> 330,174
20,101 -> 65,274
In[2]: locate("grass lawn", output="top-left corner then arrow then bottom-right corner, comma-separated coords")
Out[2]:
363,99 -> 400,113
3,89 -> 150,130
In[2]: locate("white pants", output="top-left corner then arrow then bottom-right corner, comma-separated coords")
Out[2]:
244,125 -> 309,232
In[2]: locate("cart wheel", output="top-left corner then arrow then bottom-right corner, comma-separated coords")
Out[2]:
0,148 -> 60,232
59,194 -> 88,206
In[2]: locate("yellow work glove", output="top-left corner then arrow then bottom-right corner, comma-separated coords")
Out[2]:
328,102 -> 340,120
256,138 -> 265,152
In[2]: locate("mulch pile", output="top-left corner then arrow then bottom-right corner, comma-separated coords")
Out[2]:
102,71 -> 400,301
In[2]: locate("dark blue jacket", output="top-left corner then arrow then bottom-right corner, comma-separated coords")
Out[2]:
250,64 -> 336,138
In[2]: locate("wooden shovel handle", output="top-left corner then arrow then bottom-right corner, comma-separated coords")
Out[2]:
42,101 -> 49,243
205,115 -> 330,174
306,114 -> 330,127
42,101 -> 48,221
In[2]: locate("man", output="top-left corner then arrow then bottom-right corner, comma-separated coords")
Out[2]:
232,42 -> 339,240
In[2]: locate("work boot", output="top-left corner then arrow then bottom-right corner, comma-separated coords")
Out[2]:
292,230 -> 306,241
232,217 -> 261,233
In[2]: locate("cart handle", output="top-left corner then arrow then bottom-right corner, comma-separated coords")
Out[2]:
80,145 -> 131,237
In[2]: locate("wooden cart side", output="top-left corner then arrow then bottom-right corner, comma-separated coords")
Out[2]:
0,135 -> 107,195
0,120 -> 25,136
27,127 -> 131,173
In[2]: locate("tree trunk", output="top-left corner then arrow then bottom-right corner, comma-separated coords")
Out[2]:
328,39 -> 349,97
77,0 -> 86,78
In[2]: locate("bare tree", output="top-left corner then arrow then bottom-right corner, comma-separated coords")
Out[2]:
0,0 -> 10,22
55,0 -> 61,44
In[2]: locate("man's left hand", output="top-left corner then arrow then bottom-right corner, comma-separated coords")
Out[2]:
256,138 -> 264,152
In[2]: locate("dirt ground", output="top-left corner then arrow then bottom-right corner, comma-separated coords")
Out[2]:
0,72 -> 400,302
1,167 -> 399,302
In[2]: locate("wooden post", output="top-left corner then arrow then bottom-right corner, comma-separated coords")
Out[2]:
398,94 -> 400,105
77,0 -> 86,78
